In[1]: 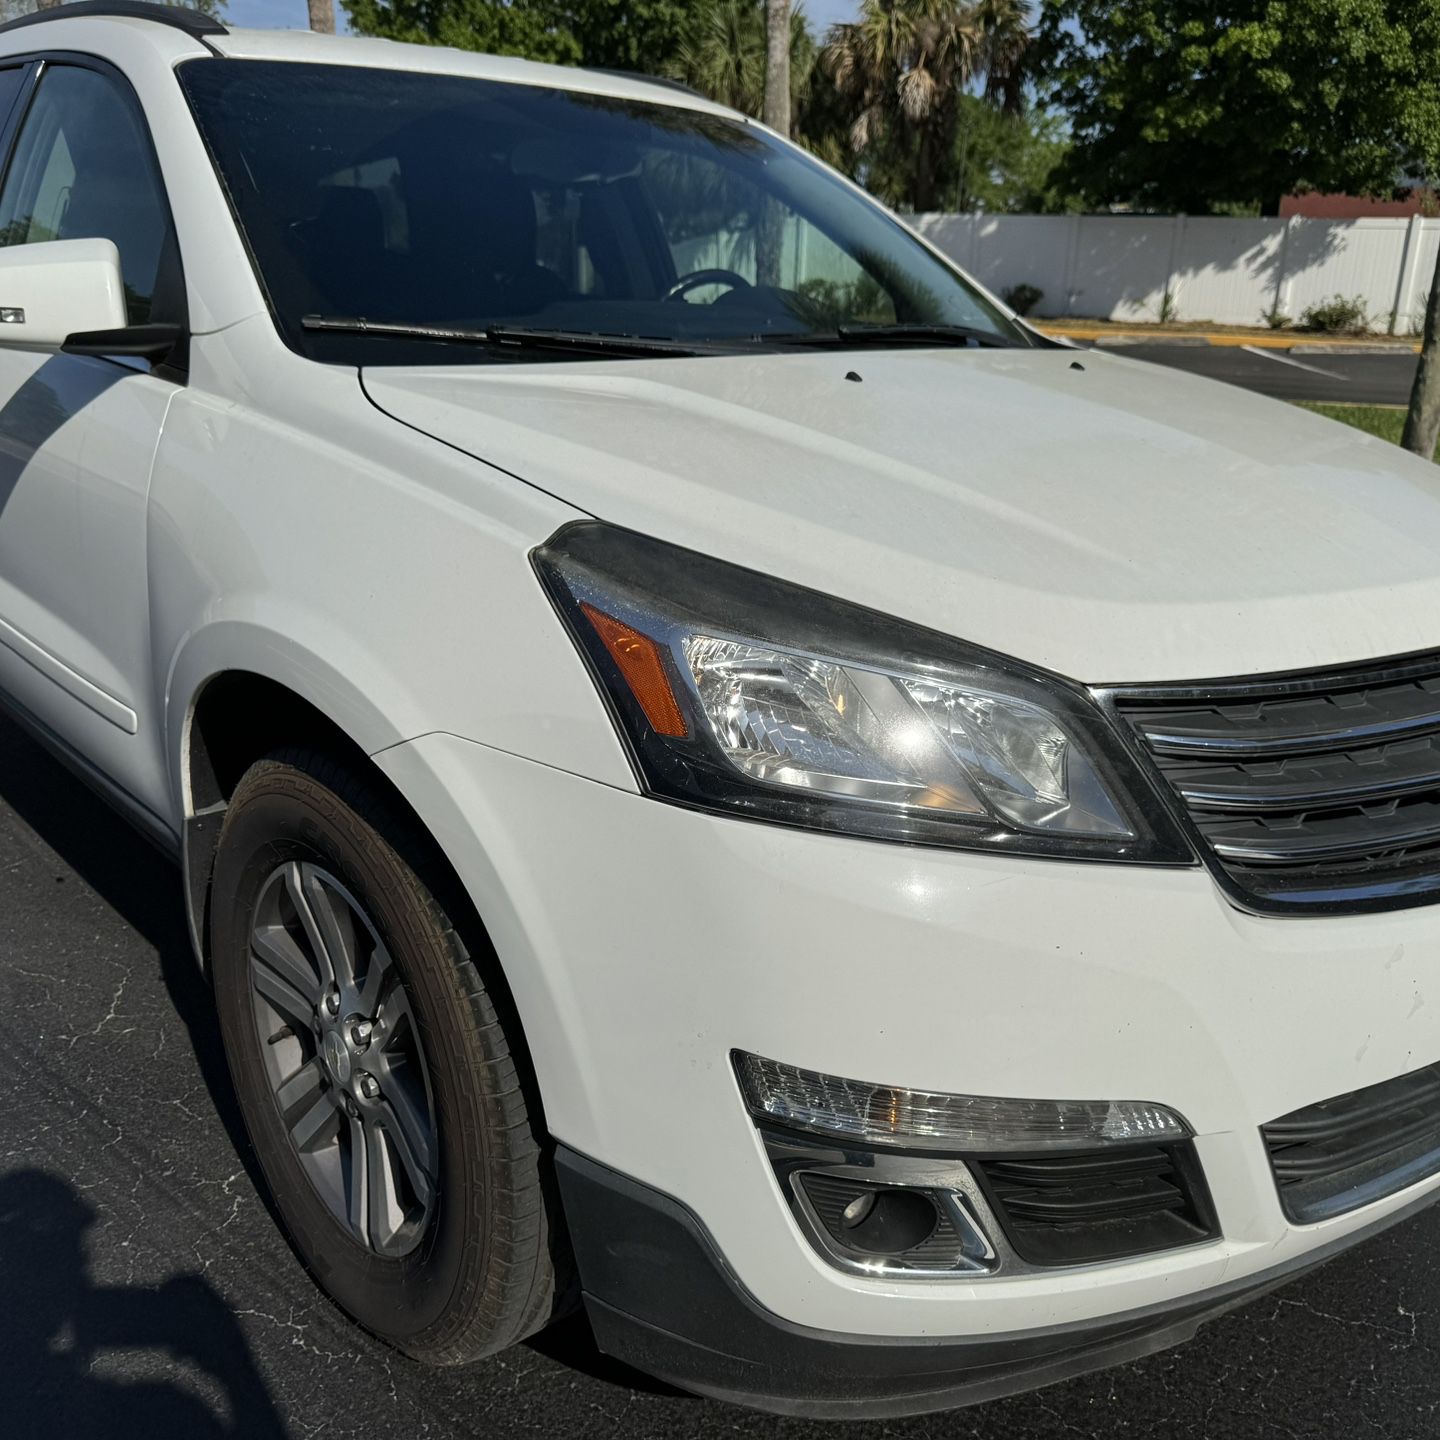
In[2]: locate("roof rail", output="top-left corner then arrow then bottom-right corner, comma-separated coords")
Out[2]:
0,2 -> 227,40
589,68 -> 707,101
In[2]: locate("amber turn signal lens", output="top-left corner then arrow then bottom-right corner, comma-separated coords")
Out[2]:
580,603 -> 689,738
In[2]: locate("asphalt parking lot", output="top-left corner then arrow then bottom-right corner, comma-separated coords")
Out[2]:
5,713 -> 1440,1438
1119,341 -> 1420,405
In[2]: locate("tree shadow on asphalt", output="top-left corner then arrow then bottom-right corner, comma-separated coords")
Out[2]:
0,1167 -> 290,1439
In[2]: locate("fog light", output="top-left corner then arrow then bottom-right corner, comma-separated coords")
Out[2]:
804,1177 -> 937,1255
735,1051 -> 1190,1154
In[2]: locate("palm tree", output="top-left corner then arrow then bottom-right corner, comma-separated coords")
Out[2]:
823,0 -> 1028,212
677,0 -> 766,114
307,0 -> 335,34
676,1 -> 814,120
765,0 -> 791,137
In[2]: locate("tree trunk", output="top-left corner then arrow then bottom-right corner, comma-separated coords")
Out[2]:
307,0 -> 336,35
1403,244 -> 1440,462
756,1 -> 790,289
763,0 -> 790,138
913,127 -> 937,214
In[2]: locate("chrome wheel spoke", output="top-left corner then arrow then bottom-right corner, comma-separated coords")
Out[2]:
288,1090 -> 337,1153
284,862 -> 348,990
364,1118 -> 397,1248
250,938 -> 318,1031
275,1058 -> 325,1112
376,981 -> 418,1050
376,1079 -> 435,1203
345,1113 -> 370,1242
252,924 -> 322,1002
356,938 -> 394,1021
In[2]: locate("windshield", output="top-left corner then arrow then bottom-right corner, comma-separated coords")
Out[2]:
179,60 -> 1026,363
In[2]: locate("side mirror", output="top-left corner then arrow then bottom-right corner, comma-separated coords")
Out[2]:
0,237 -> 126,350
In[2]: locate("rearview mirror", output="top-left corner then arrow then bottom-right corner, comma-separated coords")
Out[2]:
0,238 -> 127,350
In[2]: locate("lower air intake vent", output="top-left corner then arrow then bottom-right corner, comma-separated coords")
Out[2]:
1263,1061 -> 1440,1223
974,1144 -> 1216,1265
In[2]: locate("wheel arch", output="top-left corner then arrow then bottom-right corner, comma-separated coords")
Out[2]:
171,634 -> 575,1152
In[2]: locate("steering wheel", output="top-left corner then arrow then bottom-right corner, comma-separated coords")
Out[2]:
663,268 -> 754,303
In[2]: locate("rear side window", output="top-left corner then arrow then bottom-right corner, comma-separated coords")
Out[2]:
0,65 -> 182,324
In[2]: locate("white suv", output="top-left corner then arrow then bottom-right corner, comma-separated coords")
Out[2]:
4,1 -> 1440,1419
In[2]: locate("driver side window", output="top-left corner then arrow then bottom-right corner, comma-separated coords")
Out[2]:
0,65 -> 182,325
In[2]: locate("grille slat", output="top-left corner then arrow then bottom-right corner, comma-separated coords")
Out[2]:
1115,655 -> 1440,911
1140,708 -> 1440,758
1177,748 -> 1440,812
973,1144 -> 1217,1266
1262,1061 -> 1440,1222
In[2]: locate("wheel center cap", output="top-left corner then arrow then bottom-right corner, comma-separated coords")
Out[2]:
323,1029 -> 352,1085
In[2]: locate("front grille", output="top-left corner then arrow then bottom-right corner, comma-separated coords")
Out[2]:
972,1143 -> 1216,1266
1262,1062 -> 1440,1222
1112,651 -> 1440,911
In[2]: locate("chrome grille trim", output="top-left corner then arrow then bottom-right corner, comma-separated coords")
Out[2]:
1104,649 -> 1440,915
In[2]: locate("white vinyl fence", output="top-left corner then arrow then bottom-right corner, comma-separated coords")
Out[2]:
912,213 -> 1440,332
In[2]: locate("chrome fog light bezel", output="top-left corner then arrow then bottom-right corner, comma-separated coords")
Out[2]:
763,1128 -> 1001,1279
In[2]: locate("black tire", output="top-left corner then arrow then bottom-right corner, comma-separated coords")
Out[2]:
209,747 -> 559,1364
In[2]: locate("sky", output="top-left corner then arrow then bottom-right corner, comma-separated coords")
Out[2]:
221,0 -> 862,36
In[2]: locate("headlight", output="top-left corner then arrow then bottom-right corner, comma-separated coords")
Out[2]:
535,523 -> 1189,862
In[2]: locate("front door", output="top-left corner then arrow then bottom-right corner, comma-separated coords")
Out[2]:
0,58 -> 186,828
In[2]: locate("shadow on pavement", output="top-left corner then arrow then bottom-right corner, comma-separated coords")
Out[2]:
0,1168 -> 289,1438
0,714 -> 270,1209
526,1310 -> 693,1399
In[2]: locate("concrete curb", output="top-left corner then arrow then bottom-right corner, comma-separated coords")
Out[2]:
1289,343 -> 1420,356
1035,325 -> 1420,355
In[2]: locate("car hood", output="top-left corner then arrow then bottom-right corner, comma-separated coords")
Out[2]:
364,347 -> 1440,683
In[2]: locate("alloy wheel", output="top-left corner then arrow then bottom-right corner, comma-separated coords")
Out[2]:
247,861 -> 438,1257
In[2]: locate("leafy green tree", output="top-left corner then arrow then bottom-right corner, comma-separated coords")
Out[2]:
1035,0 -> 1440,215
550,0 -> 702,73
342,0 -> 580,63
949,94 -> 1079,212
823,0 -> 1031,212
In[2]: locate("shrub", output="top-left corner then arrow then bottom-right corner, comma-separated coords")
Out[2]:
1262,303 -> 1292,330
1298,295 -> 1369,334
1002,283 -> 1043,316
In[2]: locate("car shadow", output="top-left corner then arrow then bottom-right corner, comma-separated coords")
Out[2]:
0,1167 -> 290,1439
525,1310 -> 692,1398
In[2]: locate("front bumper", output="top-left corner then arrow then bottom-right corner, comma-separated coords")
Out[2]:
377,734 -> 1440,1348
556,1146 -> 1438,1419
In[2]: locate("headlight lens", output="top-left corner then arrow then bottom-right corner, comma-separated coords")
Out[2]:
535,523 -> 1187,862
680,636 -> 1130,835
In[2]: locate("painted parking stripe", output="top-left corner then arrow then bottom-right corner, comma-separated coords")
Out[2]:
1240,345 -> 1344,379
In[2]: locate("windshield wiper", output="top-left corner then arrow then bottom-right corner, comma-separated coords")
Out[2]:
757,322 -> 1018,350
301,315 -> 721,358
833,323 -> 1019,349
